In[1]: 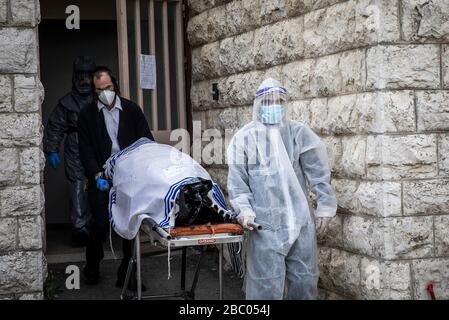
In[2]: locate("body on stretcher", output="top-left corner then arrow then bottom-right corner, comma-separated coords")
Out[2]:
104,138 -> 256,299
120,218 -> 245,300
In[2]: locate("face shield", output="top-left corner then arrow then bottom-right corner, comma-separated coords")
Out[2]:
73,71 -> 93,95
72,56 -> 96,96
253,78 -> 288,125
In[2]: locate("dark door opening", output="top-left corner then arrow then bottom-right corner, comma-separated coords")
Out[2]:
39,0 -> 189,263
39,0 -> 119,261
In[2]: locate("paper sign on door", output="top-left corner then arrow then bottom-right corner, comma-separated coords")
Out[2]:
140,54 -> 156,90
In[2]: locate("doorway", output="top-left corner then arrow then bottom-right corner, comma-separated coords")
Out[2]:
39,0 -> 189,262
39,0 -> 120,261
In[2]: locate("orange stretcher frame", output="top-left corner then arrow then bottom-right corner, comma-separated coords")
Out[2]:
168,223 -> 244,237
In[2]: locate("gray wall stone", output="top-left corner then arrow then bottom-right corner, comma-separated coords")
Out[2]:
383,216 -> 434,260
0,148 -> 19,186
403,180 -> 449,215
220,31 -> 255,74
226,0 -> 261,35
254,17 -> 303,68
0,185 -> 43,217
0,251 -> 44,294
439,134 -> 449,176
401,0 -> 449,42
367,45 -> 440,89
0,0 -> 7,23
319,248 -> 361,298
412,258 -> 449,299
283,49 -> 366,99
0,217 -> 17,251
343,215 -> 384,257
343,215 -> 434,259
14,75 -> 44,113
318,213 -> 343,248
19,147 -> 44,185
11,0 -> 40,26
0,114 -> 42,147
0,28 -> 38,73
443,45 -> 449,88
290,91 -> 416,135
341,136 -> 366,178
366,135 -> 437,180
360,258 -> 412,299
0,75 -> 12,112
18,216 -> 42,250
332,179 -> 402,217
17,292 -> 44,300
260,0 -> 288,25
416,91 -> 449,131
303,0 -> 400,57
435,215 -> 449,256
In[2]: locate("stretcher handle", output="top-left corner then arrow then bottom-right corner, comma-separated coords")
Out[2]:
143,218 -> 172,240
248,222 -> 262,230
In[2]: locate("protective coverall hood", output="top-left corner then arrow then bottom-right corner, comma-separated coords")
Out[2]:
253,78 -> 287,125
72,56 -> 96,96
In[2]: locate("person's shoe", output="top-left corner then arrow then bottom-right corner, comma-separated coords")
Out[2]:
83,265 -> 100,285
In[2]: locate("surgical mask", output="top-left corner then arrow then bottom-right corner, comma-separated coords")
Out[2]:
98,90 -> 116,107
260,104 -> 284,124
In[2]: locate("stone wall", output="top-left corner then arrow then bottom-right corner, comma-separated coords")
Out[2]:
187,0 -> 449,299
0,0 -> 46,300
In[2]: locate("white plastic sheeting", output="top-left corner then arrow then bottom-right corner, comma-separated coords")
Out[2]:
104,138 -> 228,240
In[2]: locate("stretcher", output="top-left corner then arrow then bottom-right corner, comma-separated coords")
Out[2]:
120,218 -> 245,300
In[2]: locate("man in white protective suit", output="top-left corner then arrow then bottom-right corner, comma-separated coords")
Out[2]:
227,78 -> 338,300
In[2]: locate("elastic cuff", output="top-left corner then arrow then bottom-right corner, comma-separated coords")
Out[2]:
239,210 -> 256,218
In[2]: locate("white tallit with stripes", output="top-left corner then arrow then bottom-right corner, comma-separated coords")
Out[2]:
103,137 -> 228,240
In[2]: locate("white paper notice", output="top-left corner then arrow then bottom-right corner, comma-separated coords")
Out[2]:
140,54 -> 156,89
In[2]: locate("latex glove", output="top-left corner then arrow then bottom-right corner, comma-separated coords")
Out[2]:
237,213 -> 256,230
96,177 -> 110,191
47,152 -> 61,169
316,217 -> 331,236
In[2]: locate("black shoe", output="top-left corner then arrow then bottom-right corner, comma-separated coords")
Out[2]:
83,265 -> 100,285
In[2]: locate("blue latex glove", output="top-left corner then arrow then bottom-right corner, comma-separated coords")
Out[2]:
47,152 -> 61,169
96,177 -> 110,191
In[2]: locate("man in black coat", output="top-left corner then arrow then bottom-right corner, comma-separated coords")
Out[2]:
78,66 -> 154,286
44,56 -> 96,246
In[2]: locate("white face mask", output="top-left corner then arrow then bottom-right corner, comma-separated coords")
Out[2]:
98,90 -> 116,107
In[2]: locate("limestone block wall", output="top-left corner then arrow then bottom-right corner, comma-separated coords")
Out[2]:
0,0 -> 46,300
187,0 -> 449,299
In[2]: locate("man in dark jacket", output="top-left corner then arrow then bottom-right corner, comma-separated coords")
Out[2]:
44,56 -> 96,246
78,66 -> 154,286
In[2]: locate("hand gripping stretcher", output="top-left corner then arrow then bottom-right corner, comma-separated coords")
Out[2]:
120,218 -> 246,300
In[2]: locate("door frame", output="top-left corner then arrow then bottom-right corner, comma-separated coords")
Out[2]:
115,0 -> 190,144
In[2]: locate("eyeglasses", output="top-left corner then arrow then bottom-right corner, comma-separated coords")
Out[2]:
95,85 -> 114,95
